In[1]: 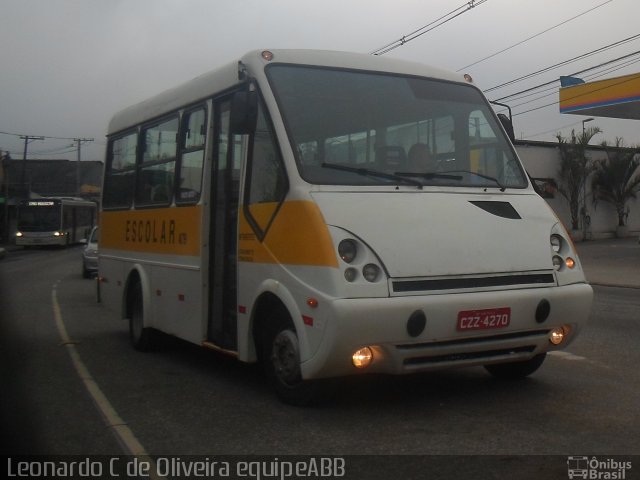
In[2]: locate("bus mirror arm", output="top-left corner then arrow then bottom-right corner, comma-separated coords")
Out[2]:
230,91 -> 258,135
497,113 -> 515,144
490,100 -> 516,144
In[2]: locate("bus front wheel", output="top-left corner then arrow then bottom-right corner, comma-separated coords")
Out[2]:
263,314 -> 324,406
128,281 -> 156,351
484,353 -> 546,380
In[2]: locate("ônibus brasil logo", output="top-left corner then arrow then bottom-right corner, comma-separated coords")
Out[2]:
567,456 -> 632,479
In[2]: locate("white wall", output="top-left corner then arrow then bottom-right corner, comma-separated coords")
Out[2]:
515,141 -> 640,239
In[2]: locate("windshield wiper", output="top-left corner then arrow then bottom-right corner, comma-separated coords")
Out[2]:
395,171 -> 463,181
441,170 -> 506,192
321,162 -> 423,189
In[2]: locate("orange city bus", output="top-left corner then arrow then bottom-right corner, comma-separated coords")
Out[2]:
99,50 -> 593,404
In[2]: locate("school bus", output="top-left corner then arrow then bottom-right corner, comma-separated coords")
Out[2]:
99,50 -> 593,404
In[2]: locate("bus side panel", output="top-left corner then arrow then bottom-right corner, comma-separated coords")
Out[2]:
236,200 -> 341,363
99,207 -> 204,344
99,255 -> 204,344
98,255 -> 128,319
149,264 -> 203,344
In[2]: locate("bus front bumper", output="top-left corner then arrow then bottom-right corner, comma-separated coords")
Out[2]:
300,282 -> 593,380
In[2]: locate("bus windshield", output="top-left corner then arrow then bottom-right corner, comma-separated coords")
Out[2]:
267,65 -> 527,189
17,206 -> 60,231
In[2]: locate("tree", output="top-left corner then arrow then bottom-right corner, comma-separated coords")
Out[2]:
591,138 -> 640,228
555,127 -> 602,231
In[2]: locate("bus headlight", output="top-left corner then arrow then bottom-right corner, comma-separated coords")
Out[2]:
363,264 -> 381,282
344,268 -> 358,283
15,231 -> 23,237
552,255 -> 564,271
338,239 -> 358,263
550,234 -> 563,253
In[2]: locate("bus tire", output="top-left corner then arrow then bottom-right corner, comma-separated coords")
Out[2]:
484,353 -> 546,380
128,281 -> 156,351
263,311 -> 324,406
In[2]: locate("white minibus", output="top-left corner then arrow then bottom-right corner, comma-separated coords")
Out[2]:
99,50 -> 593,404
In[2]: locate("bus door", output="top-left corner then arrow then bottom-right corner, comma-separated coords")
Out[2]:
207,97 -> 243,350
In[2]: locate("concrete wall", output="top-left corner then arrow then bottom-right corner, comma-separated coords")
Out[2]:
515,141 -> 640,239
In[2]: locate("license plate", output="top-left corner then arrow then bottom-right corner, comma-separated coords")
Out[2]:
457,307 -> 511,331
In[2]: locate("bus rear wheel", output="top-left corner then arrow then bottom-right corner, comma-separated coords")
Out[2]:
128,281 -> 156,351
484,353 -> 546,380
263,313 -> 324,406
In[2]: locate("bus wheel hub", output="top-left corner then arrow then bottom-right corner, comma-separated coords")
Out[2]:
271,330 -> 300,385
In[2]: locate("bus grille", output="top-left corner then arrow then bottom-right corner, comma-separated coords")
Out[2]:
396,329 -> 550,368
391,272 -> 556,294
403,346 -> 536,366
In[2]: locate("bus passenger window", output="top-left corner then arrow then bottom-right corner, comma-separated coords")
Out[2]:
103,131 -> 137,208
136,116 -> 178,206
177,108 -> 207,203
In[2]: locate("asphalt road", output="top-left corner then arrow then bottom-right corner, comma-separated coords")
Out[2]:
1,247 -> 638,478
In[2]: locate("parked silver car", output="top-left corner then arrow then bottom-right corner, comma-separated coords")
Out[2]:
82,226 -> 99,278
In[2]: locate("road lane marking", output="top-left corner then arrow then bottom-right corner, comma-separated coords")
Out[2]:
52,281 -> 163,478
548,351 -> 586,361
548,349 -> 612,370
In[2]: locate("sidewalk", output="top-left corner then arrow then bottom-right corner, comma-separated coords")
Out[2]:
575,236 -> 640,289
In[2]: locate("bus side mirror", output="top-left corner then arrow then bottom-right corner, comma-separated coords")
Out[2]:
497,113 -> 515,143
230,91 -> 258,135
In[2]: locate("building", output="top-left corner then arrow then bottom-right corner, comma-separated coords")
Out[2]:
516,140 -> 639,239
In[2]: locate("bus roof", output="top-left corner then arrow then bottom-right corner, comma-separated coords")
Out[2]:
107,49 -> 473,136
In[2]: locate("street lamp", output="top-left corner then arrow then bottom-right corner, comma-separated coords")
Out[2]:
582,117 -> 594,136
581,118 -> 595,240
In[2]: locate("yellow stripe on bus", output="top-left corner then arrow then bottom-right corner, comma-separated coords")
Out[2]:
100,201 -> 338,266
100,206 -> 201,256
239,200 -> 338,268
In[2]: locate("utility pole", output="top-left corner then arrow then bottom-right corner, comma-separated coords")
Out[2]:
19,135 -> 44,198
74,138 -> 94,196
2,152 -> 11,242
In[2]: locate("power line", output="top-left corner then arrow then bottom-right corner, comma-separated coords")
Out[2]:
0,130 -> 88,141
491,49 -> 640,103
484,33 -> 640,94
370,0 -> 489,56
457,0 -> 615,71
512,72 -> 640,117
504,56 -> 640,113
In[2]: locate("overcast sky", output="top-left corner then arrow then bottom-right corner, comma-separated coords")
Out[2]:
1,0 -> 638,163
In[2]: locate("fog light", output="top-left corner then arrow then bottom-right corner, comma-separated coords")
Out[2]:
352,347 -> 373,368
549,327 -> 565,345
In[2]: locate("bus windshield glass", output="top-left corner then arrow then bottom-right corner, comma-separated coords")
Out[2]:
17,205 -> 60,231
267,65 -> 527,189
